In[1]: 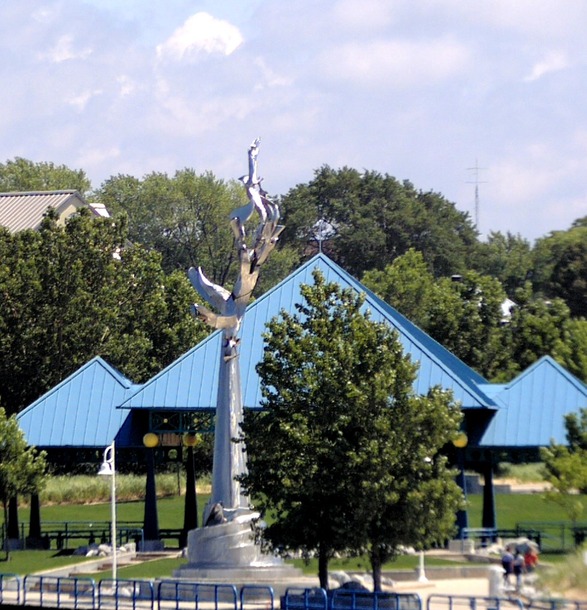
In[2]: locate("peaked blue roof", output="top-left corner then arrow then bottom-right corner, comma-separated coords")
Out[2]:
120,254 -> 496,412
478,356 -> 587,447
17,356 -> 140,448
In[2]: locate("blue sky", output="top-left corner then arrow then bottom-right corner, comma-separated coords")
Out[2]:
1,0 -> 586,242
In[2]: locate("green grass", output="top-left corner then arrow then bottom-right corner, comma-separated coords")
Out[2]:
3,485 -> 586,581
467,493 -> 587,527
0,551 -> 98,576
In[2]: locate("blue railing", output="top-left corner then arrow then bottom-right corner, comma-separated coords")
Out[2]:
427,594 -> 524,610
156,581 -> 240,610
2,577 -> 587,610
0,573 -> 21,605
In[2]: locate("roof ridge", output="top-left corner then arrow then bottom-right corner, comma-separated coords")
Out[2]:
0,189 -> 79,197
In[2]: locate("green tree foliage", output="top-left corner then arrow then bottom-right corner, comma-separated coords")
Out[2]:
362,248 -> 436,326
97,169 -> 299,291
426,273 -> 509,380
0,158 -> 91,193
472,231 -> 533,298
278,166 -> 479,278
533,223 -> 587,318
503,285 -> 576,379
97,170 -> 242,279
0,209 -> 204,414
363,252 -> 510,380
541,408 -> 587,522
239,271 -> 463,591
0,406 -> 46,559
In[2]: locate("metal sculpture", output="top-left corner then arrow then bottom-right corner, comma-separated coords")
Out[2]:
188,138 -> 284,520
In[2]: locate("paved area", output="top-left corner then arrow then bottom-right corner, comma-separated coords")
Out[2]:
391,576 -> 490,602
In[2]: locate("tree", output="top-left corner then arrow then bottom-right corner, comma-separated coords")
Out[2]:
97,170 -> 245,280
541,408 -> 587,524
0,158 -> 91,193
278,166 -> 479,278
239,270 -> 464,590
425,272 -> 509,380
0,407 -> 46,560
364,255 -> 510,380
533,224 -> 587,318
0,209 -> 204,414
503,285 -> 574,379
362,248 -> 436,327
472,231 -> 533,298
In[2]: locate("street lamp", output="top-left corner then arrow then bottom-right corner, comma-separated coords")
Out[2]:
98,441 -> 117,581
453,432 -> 469,542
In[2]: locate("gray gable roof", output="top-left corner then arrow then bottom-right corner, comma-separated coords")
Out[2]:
0,190 -> 98,232
120,254 -> 497,412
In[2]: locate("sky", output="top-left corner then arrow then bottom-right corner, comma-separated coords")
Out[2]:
1,0 -> 586,243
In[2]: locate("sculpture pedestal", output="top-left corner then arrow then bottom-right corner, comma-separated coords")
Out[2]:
174,512 -> 306,591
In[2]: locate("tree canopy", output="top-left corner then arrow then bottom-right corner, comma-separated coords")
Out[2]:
0,407 -> 46,558
0,158 -> 91,193
239,270 -> 464,590
0,209 -> 204,414
541,408 -> 587,522
278,166 -> 479,278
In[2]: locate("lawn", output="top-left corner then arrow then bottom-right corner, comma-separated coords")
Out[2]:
2,490 -> 584,580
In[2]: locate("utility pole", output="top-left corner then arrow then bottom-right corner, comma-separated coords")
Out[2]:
466,160 -> 487,231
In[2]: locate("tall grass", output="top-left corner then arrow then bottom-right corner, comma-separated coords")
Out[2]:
34,474 -> 211,506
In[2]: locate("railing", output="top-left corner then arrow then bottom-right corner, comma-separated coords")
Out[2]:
157,581 -> 240,610
2,578 -> 587,610
427,594 -> 524,610
0,573 -> 21,605
1,521 -> 144,551
23,575 -> 96,609
462,522 -> 587,552
98,578 -> 154,610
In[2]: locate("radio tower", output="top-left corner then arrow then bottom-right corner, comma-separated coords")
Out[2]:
466,160 -> 486,231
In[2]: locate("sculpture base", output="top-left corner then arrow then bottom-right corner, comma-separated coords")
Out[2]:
174,513 -> 310,594
184,512 -> 283,568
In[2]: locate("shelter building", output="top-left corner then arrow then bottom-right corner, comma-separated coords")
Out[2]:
0,190 -> 109,232
16,253 -> 587,544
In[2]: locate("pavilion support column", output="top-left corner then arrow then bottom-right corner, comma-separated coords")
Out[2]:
180,443 -> 198,548
482,457 -> 497,533
6,496 -> 22,550
27,493 -> 43,549
141,442 -> 164,552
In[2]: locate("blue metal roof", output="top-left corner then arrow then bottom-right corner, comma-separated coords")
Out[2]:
120,254 -> 497,412
17,356 -> 140,448
478,356 -> 587,447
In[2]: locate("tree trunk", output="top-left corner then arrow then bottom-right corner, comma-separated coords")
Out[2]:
318,543 -> 329,590
2,500 -> 9,561
371,550 -> 382,592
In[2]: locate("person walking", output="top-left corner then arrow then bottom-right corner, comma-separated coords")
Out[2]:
501,547 -> 514,588
513,550 -> 525,592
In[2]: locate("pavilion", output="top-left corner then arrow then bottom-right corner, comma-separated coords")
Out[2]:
16,253 -> 587,545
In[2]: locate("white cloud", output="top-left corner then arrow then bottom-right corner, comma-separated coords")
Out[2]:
156,12 -> 243,62
318,37 -> 469,88
332,0 -> 395,32
68,89 -> 103,111
39,34 -> 93,63
524,51 -> 569,82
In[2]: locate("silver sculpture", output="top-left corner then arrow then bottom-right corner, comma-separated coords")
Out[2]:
177,141 -> 302,578
188,138 -> 284,520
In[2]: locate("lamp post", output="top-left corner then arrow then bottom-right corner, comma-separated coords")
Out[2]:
142,433 -> 162,551
453,432 -> 469,542
98,441 -> 117,581
181,433 -> 199,548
